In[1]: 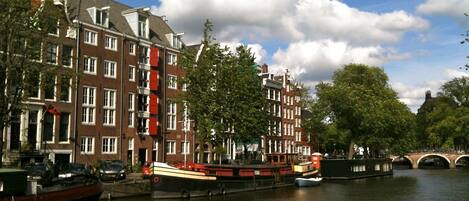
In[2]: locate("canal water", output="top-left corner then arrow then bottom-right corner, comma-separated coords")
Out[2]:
116,168 -> 469,201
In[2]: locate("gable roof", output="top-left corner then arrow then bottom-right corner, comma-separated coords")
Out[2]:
66,0 -> 178,47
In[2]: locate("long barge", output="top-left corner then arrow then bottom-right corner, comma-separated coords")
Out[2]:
150,163 -> 317,199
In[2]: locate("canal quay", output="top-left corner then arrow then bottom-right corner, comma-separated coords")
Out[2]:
116,168 -> 469,201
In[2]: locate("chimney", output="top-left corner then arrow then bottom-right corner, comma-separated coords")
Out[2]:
425,90 -> 432,101
261,64 -> 268,74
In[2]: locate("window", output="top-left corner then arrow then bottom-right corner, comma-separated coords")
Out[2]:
82,86 -> 96,124
104,60 -> 117,78
59,113 -> 69,142
181,141 -> 190,154
43,112 -> 54,142
138,15 -> 148,38
102,137 -> 117,154
62,45 -> 73,67
168,75 -> 177,89
27,111 -> 38,146
152,139 -> 158,161
167,53 -> 177,65
48,20 -> 59,36
80,137 -> 94,154
167,102 -> 176,130
103,89 -> 116,126
104,35 -> 117,51
139,69 -> 149,88
83,56 -> 97,74
129,43 -> 136,55
166,141 -> 176,154
44,75 -> 56,100
25,69 -> 40,98
172,35 -> 182,49
138,118 -> 149,134
84,30 -> 97,45
95,9 -> 109,27
46,43 -> 58,64
138,94 -> 149,112
60,76 -> 71,102
129,65 -> 135,81
139,46 -> 149,65
182,82 -> 187,92
28,41 -> 42,61
128,93 -> 135,127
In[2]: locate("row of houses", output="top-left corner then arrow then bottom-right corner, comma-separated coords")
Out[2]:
2,0 -> 310,168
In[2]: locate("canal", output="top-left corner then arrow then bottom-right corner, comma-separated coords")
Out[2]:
116,168 -> 469,201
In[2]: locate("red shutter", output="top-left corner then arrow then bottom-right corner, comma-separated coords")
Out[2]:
150,47 -> 159,67
149,117 -> 157,136
150,94 -> 158,115
150,70 -> 158,90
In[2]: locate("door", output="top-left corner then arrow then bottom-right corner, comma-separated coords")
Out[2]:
138,149 -> 146,166
55,154 -> 70,170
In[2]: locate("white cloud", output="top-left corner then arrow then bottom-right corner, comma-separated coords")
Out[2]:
417,0 -> 469,25
270,40 -> 411,83
391,69 -> 469,112
152,0 -> 428,45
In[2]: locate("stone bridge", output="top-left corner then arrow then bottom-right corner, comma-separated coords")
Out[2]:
390,152 -> 469,169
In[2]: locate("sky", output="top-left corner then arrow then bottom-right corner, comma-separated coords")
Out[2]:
118,0 -> 469,112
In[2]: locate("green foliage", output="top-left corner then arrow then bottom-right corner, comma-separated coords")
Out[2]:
313,64 -> 416,157
417,80 -> 469,151
181,20 -> 269,161
0,0 -> 67,166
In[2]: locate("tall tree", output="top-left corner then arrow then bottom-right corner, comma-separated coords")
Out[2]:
181,20 -> 268,162
0,0 -> 64,167
315,64 -> 415,159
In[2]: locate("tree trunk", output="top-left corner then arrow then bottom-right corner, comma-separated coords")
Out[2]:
0,127 -> 3,168
347,140 -> 355,160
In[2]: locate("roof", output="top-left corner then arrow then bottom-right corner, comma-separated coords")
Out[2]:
66,0 -> 177,47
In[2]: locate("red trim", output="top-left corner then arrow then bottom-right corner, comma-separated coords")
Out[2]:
150,47 -> 159,67
149,117 -> 157,135
149,94 -> 158,115
150,70 -> 158,90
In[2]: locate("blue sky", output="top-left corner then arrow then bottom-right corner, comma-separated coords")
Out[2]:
118,0 -> 469,111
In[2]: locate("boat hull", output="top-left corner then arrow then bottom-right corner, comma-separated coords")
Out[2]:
294,178 -> 321,187
150,167 -> 301,199
1,179 -> 103,201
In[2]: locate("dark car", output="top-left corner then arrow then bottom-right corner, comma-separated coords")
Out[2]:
98,160 -> 126,181
58,163 -> 91,179
23,163 -> 55,185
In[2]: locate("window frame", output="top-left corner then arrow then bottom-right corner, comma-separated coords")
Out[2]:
84,29 -> 98,46
168,74 -> 177,90
83,56 -> 97,75
104,60 -> 117,78
103,89 -> 116,126
102,137 -> 118,154
82,86 -> 96,125
80,137 -> 95,154
104,35 -> 118,51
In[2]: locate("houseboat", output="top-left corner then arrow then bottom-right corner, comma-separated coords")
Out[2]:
150,162 -> 318,199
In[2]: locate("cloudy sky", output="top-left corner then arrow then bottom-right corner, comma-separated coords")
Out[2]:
118,0 -> 469,112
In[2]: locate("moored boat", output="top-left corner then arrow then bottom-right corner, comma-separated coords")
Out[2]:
295,177 -> 322,187
0,169 -> 103,201
150,163 -> 319,199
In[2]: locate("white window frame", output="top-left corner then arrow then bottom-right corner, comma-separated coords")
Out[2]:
82,86 -> 96,125
168,53 -> 177,65
60,78 -> 72,103
62,45 -> 73,68
139,46 -> 150,65
104,35 -> 117,51
83,56 -> 97,75
168,75 -> 177,90
84,29 -> 98,46
166,141 -> 176,155
95,8 -> 109,27
80,137 -> 94,154
128,93 -> 135,128
104,60 -> 117,78
129,65 -> 135,82
103,89 -> 116,126
167,102 -> 177,130
102,137 -> 118,154
44,75 -> 57,101
129,42 -> 136,55
46,43 -> 59,65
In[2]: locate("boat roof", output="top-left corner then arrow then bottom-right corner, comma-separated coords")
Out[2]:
200,164 -> 291,169
0,168 -> 27,173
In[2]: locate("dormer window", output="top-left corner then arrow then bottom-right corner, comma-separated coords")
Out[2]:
172,35 -> 182,49
88,6 -> 109,27
138,15 -> 148,38
96,9 -> 108,27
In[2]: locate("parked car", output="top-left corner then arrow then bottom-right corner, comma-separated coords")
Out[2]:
58,163 -> 91,179
98,160 -> 126,181
23,162 -> 55,185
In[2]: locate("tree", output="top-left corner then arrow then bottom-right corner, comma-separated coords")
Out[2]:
460,12 -> 469,70
0,0 -> 64,167
181,20 -> 268,163
314,64 -> 416,159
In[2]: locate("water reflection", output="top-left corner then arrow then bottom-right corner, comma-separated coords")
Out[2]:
116,169 -> 469,201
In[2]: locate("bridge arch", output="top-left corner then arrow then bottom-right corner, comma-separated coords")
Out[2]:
416,154 -> 451,168
454,155 -> 469,164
